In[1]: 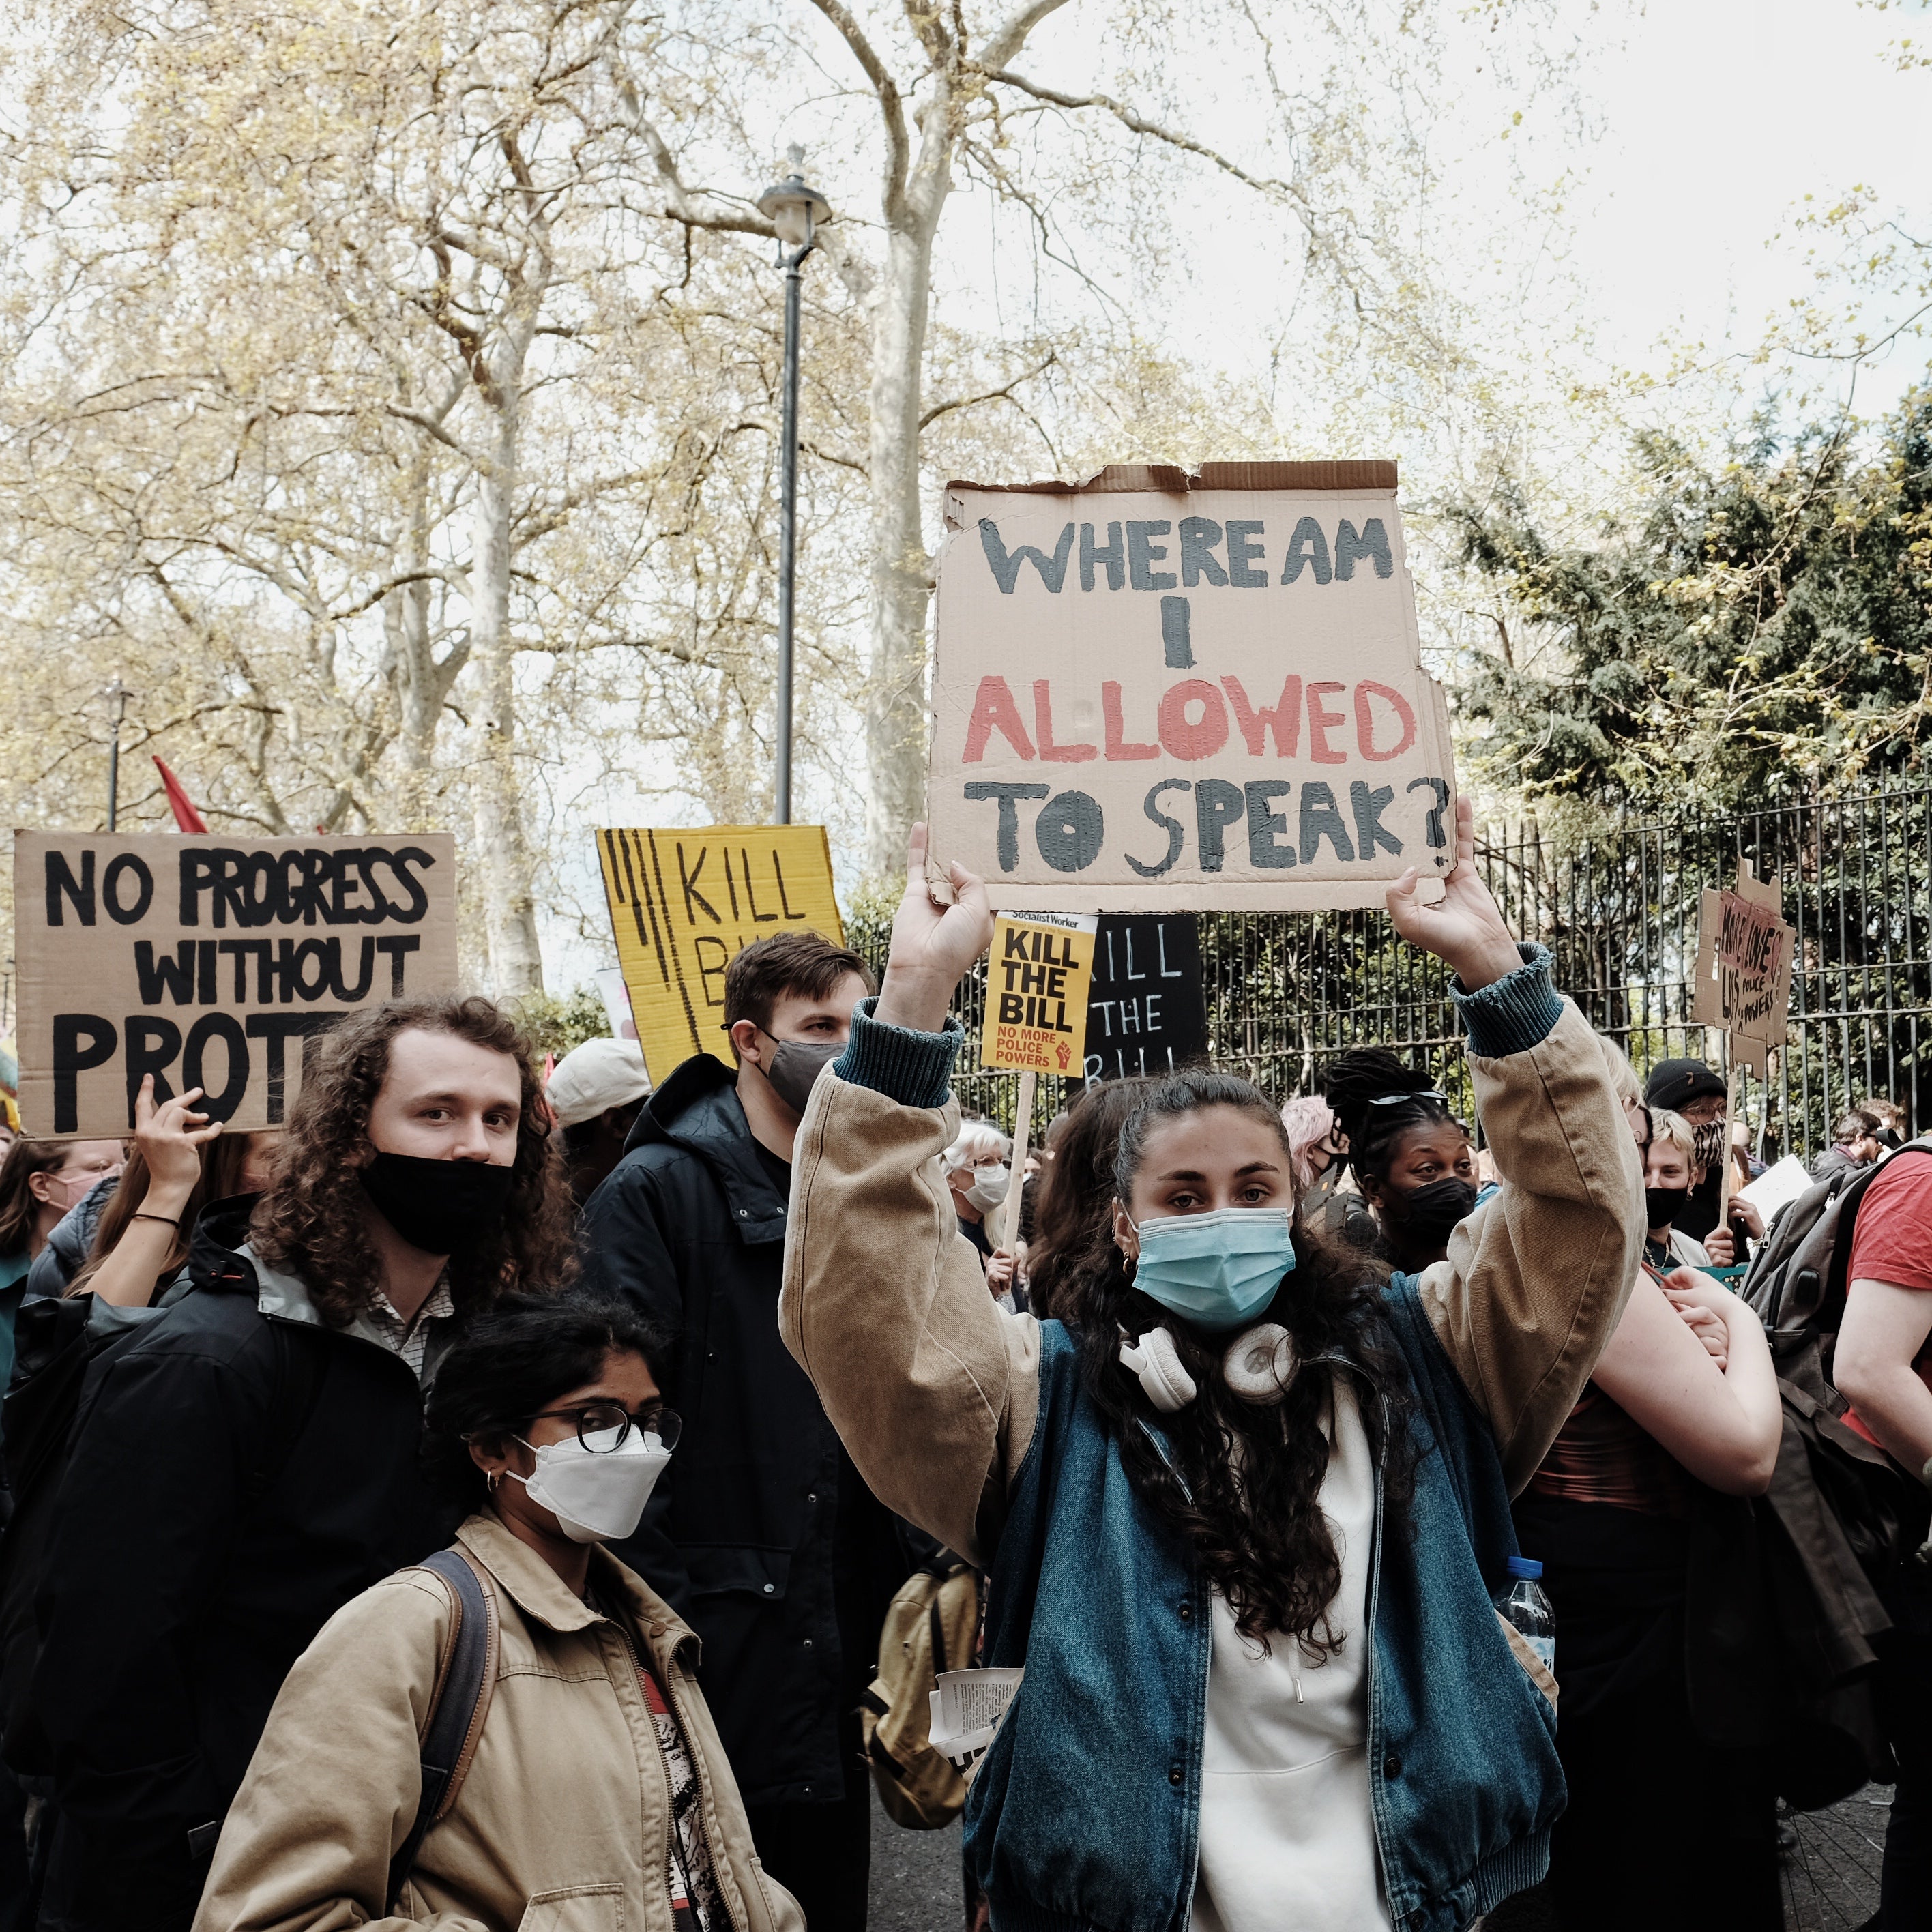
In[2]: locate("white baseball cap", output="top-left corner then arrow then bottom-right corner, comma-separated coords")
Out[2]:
547,1037 -> 651,1129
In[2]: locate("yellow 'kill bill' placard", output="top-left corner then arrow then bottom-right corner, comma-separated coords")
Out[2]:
985,911 -> 1098,1074
598,825 -> 844,1084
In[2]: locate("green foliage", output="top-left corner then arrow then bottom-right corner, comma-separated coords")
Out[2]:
842,883 -> 896,982
1448,387 -> 1932,810
509,985 -> 611,1059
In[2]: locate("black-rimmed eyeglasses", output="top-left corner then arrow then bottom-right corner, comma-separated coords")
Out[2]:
521,1403 -> 682,1454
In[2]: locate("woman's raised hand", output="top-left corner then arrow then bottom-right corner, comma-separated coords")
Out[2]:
873,823 -> 995,1035
1385,795 -> 1524,992
134,1074 -> 222,1212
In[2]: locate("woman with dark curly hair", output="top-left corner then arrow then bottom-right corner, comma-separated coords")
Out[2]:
30,994 -> 576,1932
197,1291 -> 802,1932
780,802 -> 1644,1932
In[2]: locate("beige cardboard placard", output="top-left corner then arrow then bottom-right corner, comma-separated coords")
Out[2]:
13,831 -> 458,1139
1690,861 -> 1792,1072
984,912 -> 1097,1075
597,825 -> 845,1085
928,462 -> 1456,911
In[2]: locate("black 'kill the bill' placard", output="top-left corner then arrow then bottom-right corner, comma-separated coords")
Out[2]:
1083,914 -> 1208,1083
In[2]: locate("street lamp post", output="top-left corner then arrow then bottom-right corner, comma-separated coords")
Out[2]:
755,148 -> 832,827
104,679 -> 130,831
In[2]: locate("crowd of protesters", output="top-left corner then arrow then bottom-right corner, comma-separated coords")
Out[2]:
0,810 -> 1923,1932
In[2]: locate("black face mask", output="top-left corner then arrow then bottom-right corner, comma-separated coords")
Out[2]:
359,1150 -> 516,1257
760,1037 -> 843,1116
1389,1175 -> 1479,1237
1644,1185 -> 1690,1229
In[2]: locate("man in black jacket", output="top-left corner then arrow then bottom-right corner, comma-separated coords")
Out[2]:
579,931 -> 906,1932
27,995 -> 573,1932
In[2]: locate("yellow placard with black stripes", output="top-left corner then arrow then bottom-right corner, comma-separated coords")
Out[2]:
597,826 -> 844,1083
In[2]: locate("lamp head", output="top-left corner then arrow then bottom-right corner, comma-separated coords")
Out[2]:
757,146 -> 832,249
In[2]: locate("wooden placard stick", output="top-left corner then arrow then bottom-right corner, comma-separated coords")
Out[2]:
1719,1057 -> 1744,1229
1003,1070 -> 1037,1255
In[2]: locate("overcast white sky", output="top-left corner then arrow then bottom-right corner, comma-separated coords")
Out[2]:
1566,0 -> 1925,407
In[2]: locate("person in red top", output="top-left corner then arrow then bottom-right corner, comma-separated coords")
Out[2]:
1832,1144 -> 1932,1928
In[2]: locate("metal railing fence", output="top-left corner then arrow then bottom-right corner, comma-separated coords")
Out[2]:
858,782 -> 1932,1155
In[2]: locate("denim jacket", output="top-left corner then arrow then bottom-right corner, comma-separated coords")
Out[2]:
965,1300 -> 1558,1932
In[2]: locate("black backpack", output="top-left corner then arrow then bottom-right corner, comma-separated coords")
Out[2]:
1684,1141 -> 1932,1809
1742,1139 -> 1932,1592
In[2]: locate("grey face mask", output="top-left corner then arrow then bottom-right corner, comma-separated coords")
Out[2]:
763,1038 -> 842,1115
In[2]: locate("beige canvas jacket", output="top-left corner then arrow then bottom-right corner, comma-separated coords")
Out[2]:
194,1512 -> 803,1932
780,998 -> 1643,1568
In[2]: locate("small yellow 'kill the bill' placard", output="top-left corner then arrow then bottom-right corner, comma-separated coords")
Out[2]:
984,911 -> 1098,1074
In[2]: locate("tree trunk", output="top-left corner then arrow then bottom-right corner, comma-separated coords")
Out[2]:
469,393 -> 546,993
862,91 -> 955,883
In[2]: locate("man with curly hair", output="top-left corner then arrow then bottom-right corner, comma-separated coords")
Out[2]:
28,996 -> 575,1932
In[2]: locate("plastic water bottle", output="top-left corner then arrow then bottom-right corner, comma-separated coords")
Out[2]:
1499,1555 -> 1555,1674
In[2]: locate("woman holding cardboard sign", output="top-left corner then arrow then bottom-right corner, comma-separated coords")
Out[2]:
778,800 -> 1643,1932
68,1074 -> 281,1311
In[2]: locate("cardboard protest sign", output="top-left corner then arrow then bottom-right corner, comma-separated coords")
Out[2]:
594,968 -> 639,1044
1690,860 -> 1794,1076
598,826 -> 845,1083
13,831 -> 458,1139
928,461 -> 1455,912
984,912 -> 1096,1076
1084,914 -> 1208,1082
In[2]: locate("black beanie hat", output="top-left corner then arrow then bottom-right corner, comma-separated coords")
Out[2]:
1644,1057 -> 1728,1112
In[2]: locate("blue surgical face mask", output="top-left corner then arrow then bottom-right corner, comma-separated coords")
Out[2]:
1128,1206 -> 1297,1334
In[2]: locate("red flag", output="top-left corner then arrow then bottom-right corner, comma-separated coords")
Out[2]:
151,757 -> 209,834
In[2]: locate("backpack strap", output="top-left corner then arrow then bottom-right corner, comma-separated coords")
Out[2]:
386,1547 -> 498,1910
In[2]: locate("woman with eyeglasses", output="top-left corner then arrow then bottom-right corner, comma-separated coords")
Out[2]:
195,1290 -> 804,1932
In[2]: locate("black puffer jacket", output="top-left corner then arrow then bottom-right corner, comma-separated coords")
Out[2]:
577,1053 -> 909,1809
28,1202 -> 456,1928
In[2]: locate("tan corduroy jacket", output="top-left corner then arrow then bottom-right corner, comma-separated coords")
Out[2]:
780,997 -> 1644,1568
194,1512 -> 803,1932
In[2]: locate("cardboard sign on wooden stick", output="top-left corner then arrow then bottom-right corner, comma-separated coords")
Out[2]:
928,462 -> 1457,912
1690,860 -> 1794,1077
13,830 -> 459,1140
982,910 -> 1098,1253
983,911 -> 1097,1078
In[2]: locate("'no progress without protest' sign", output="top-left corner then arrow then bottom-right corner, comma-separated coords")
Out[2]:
14,832 -> 458,1140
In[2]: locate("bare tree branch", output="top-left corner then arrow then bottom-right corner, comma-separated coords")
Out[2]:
328,567 -> 465,624
808,0 -> 910,222
981,0 -> 1074,74
918,349 -> 1057,429
981,65 -> 1312,216
620,92 -> 772,237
